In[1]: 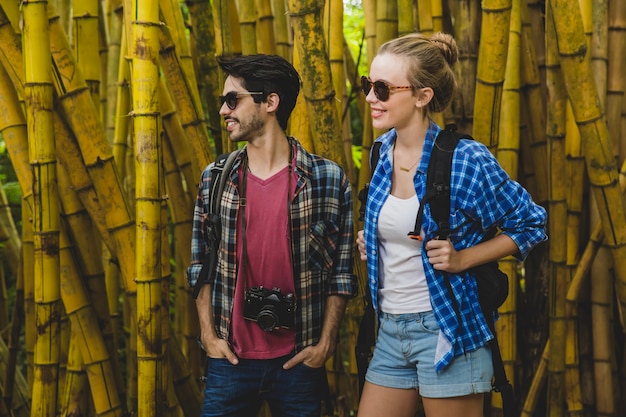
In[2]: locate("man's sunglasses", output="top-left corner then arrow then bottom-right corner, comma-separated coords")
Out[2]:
360,76 -> 413,102
220,91 -> 264,110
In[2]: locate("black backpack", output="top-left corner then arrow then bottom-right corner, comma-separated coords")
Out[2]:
356,125 -> 514,416
191,150 -> 240,299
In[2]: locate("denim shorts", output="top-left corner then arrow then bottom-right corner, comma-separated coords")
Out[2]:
365,311 -> 493,398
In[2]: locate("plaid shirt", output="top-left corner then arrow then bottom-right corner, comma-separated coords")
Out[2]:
188,138 -> 357,351
363,121 -> 547,372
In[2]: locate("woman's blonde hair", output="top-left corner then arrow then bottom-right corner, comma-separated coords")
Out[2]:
378,32 -> 458,113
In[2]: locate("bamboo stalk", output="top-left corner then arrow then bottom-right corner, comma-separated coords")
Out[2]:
607,0 -> 626,157
23,1 -> 62,414
185,0 -> 222,153
287,0 -> 345,164
162,129 -> 202,382
473,0 -> 512,151
272,0 -> 291,58
550,0 -> 626,330
519,0 -> 549,203
544,5 -> 567,414
158,18 -> 214,179
450,0 -> 481,132
130,0 -> 165,415
521,340 -> 549,417
236,0 -> 257,54
256,0 -> 276,54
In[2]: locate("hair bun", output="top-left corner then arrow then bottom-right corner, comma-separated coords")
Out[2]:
430,32 -> 458,67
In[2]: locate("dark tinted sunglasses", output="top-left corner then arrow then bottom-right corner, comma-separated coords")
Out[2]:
361,76 -> 412,101
220,91 -> 264,110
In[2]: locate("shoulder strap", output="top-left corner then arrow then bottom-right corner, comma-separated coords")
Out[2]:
409,124 -> 472,240
209,150 -> 240,214
191,150 -> 240,299
370,141 -> 382,175
357,142 -> 383,221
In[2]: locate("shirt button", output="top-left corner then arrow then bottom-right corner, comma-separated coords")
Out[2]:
370,250 -> 376,255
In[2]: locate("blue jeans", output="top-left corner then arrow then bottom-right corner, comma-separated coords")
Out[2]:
201,355 -> 327,417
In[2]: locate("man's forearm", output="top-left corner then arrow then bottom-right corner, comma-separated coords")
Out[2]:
317,295 -> 348,356
195,284 -> 218,343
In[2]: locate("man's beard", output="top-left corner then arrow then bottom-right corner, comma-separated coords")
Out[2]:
229,114 -> 264,143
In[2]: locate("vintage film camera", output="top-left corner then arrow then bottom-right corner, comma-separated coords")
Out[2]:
243,286 -> 296,331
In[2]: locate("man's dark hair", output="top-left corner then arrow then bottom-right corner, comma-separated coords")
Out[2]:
216,54 -> 301,131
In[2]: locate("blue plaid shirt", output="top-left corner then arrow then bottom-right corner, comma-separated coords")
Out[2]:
188,138 -> 357,351
363,121 -> 547,372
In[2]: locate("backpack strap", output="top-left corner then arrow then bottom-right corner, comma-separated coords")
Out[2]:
357,141 -> 382,222
192,150 -> 240,299
209,150 -> 240,214
409,124 -> 469,240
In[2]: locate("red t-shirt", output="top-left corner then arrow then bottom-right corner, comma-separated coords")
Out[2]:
230,161 -> 298,359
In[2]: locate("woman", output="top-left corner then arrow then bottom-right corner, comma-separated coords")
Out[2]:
356,32 -> 547,417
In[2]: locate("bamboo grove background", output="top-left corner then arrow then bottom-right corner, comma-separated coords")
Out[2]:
0,0 -> 624,416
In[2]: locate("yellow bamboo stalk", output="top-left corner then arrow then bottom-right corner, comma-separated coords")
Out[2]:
185,0 -> 222,152
162,129 -> 202,381
450,0 -> 480,132
0,180 -> 20,277
59,330 -> 90,416
473,0 -> 511,152
159,77 -> 196,201
431,0 -> 443,32
607,0 -> 626,157
289,45 -> 314,152
237,0 -> 258,54
326,0 -> 353,177
22,2 -> 138,297
21,200 -> 35,387
357,0 -> 376,189
23,1 -> 62,415
211,0 -> 240,153
130,0 -> 164,415
375,0 -> 397,48
521,340 -> 549,417
159,19 -> 213,179
4,240 -> 28,415
0,333 -> 31,417
0,33 -> 125,415
105,0 -> 124,146
160,0 -> 208,156
519,0 -> 549,204
113,29 -> 131,181
416,0 -> 434,36
491,2 -> 521,413
72,0 -> 101,116
169,335 -> 203,416
397,0 -> 414,36
272,0 -> 291,59
255,0 -> 276,54
544,5 -> 567,415
550,0 -> 626,328
591,246 -> 616,416
287,0 -> 345,164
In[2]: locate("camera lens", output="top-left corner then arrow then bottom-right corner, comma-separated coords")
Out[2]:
256,307 -> 279,331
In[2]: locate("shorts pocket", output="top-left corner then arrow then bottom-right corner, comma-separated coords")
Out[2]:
419,312 -> 441,334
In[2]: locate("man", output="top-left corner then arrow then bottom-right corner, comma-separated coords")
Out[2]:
187,54 -> 357,417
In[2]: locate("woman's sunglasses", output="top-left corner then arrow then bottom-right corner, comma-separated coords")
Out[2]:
220,91 -> 264,110
360,76 -> 413,102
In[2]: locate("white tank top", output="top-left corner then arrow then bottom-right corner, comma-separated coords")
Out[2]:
377,194 -> 432,313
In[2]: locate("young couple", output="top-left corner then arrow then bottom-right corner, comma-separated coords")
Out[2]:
189,32 -> 546,417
